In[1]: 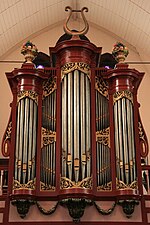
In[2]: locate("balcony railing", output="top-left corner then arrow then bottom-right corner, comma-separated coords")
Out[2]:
0,159 -> 9,198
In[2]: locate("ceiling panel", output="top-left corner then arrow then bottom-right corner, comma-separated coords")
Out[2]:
0,0 -> 150,60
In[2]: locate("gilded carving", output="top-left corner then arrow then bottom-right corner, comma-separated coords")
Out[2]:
3,121 -> 12,155
40,181 -> 55,191
41,127 -> 56,148
43,76 -> 56,97
5,121 -> 12,140
113,90 -> 133,104
96,127 -> 110,148
60,177 -> 92,189
61,62 -> 91,80
17,90 -> 38,104
95,76 -> 108,98
138,121 -> 149,157
97,181 -> 112,191
116,179 -> 137,190
13,179 -> 35,190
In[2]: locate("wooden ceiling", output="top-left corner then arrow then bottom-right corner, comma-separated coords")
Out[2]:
0,0 -> 150,59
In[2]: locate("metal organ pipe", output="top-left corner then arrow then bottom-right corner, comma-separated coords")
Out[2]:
14,95 -> 38,187
41,86 -> 56,190
113,91 -> 136,188
61,67 -> 91,185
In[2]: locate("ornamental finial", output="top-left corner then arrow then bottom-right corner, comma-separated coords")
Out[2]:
112,42 -> 129,63
21,41 -> 38,63
63,6 -> 89,36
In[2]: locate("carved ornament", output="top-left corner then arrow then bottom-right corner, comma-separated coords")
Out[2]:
17,90 -> 38,104
113,90 -> 133,104
61,62 -> 91,80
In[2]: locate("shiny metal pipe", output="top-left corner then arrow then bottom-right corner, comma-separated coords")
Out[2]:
86,75 -> 91,178
122,98 -> 129,184
22,98 -> 29,184
96,142 -> 100,186
68,73 -> 73,180
53,91 -> 56,131
18,99 -> 25,183
74,70 -> 79,159
114,101 -> 120,181
53,142 -> 56,186
74,70 -> 80,182
129,99 -> 136,181
15,101 -> 21,181
62,76 -> 67,177
80,72 -> 86,179
28,99 -> 34,181
31,101 -> 37,181
117,100 -> 124,182
126,99 -> 133,183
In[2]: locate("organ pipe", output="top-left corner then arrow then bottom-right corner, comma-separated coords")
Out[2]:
61,66 -> 91,185
14,93 -> 38,189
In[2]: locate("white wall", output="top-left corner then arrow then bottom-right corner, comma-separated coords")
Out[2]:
1,22 -> 150,157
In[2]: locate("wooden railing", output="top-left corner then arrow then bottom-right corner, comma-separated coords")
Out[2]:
0,159 -> 9,198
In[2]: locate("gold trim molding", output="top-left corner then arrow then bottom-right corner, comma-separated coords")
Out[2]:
116,179 -> 137,190
40,181 -> 55,191
60,177 -> 92,189
13,179 -> 35,190
97,181 -> 112,191
17,90 -> 38,104
113,90 -> 133,104
61,62 -> 91,80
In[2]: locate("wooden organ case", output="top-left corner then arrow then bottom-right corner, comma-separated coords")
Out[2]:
1,7 -> 150,225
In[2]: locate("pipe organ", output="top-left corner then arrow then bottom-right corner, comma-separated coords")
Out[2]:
1,7 -> 150,223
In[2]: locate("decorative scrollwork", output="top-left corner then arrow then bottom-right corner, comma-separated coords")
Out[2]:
113,90 -> 133,104
116,179 -> 137,190
41,127 -> 56,148
61,62 -> 90,80
2,121 -> 12,157
93,201 -> 116,215
40,182 -> 55,191
96,127 -> 110,147
138,121 -> 149,157
95,76 -> 108,98
43,76 -> 56,97
60,177 -> 92,189
36,201 -> 58,215
97,181 -> 112,191
13,179 -> 35,190
17,90 -> 38,104
5,121 -> 12,140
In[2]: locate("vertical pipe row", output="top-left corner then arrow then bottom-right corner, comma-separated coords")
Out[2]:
80,72 -> 86,179
95,88 -> 111,188
114,96 -> 136,186
68,73 -> 73,180
41,88 -> 56,188
61,71 -> 91,183
14,97 -> 37,185
62,76 -> 67,178
86,75 -> 91,178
